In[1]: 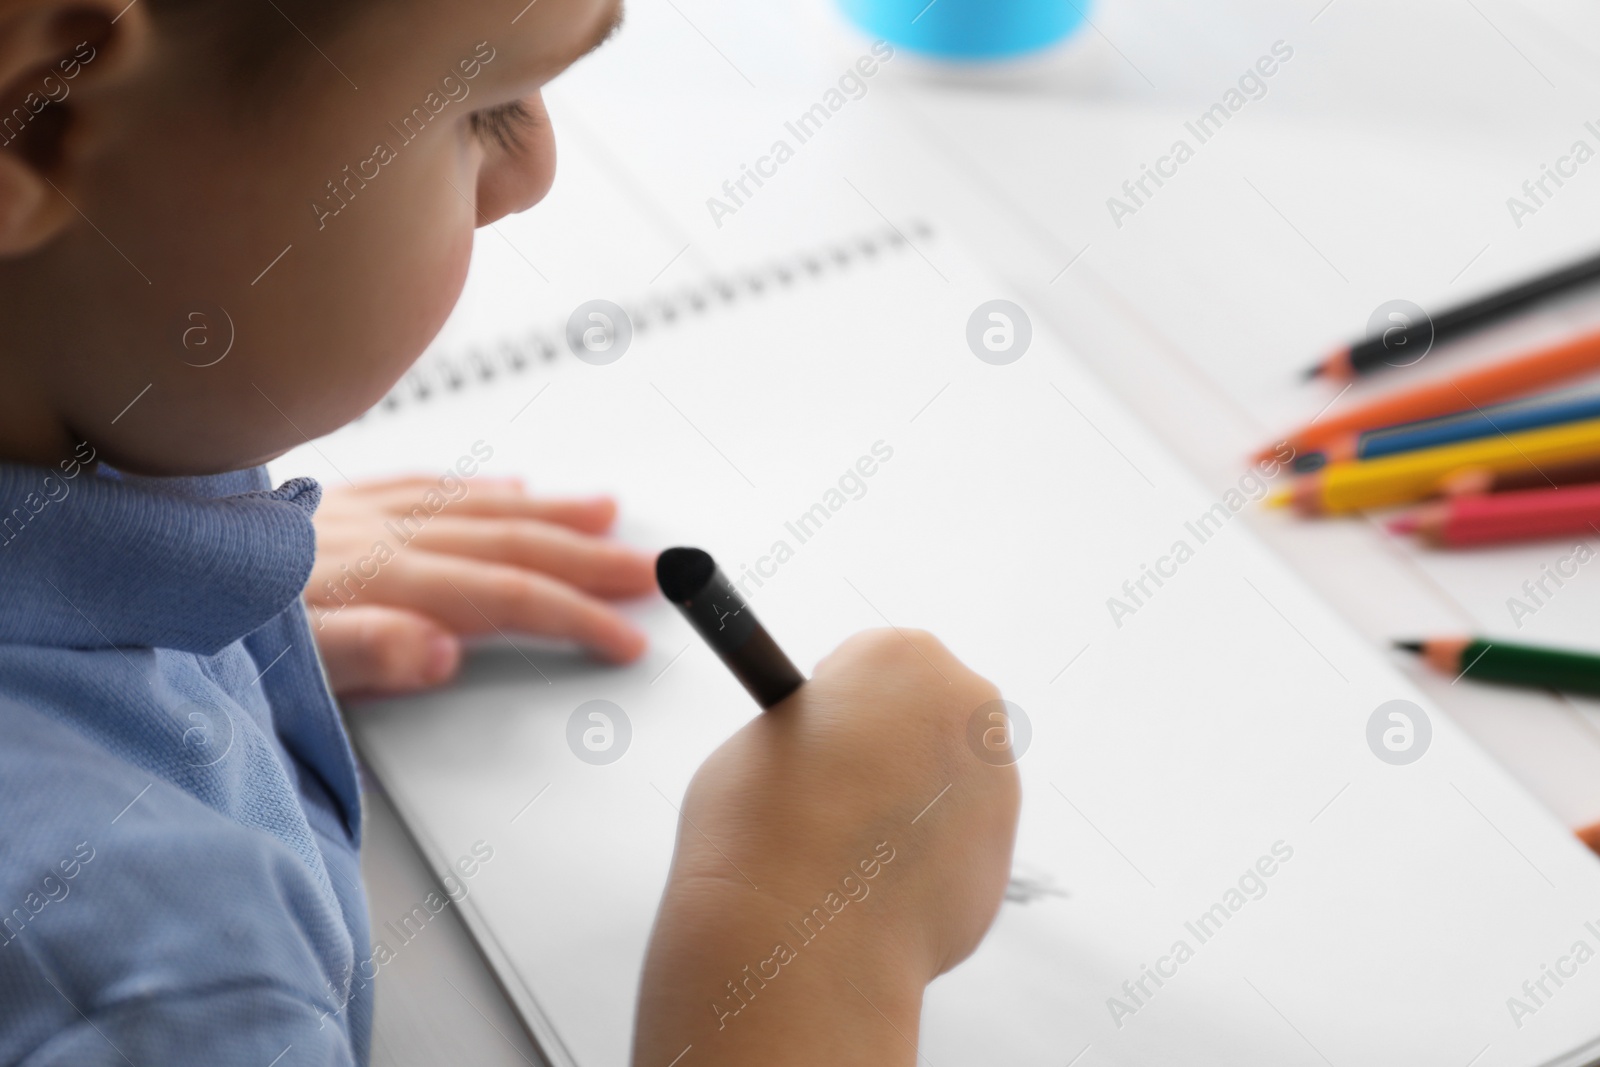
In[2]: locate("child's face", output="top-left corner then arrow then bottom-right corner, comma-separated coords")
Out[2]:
6,0 -> 620,475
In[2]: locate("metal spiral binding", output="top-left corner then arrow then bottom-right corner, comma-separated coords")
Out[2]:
366,222 -> 933,418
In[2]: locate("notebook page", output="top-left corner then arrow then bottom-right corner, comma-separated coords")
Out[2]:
278,223 -> 1600,1067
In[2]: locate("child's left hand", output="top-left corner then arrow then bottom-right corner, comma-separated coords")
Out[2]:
306,477 -> 656,697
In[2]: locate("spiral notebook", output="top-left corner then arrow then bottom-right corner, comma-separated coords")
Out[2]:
275,206 -> 1600,1066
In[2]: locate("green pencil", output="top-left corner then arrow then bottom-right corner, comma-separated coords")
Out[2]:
1396,637 -> 1600,695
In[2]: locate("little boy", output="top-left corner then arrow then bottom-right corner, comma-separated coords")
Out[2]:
0,0 -> 1019,1063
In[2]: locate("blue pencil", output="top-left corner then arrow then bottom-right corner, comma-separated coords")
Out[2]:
1353,390 -> 1600,461
1293,389 -> 1600,470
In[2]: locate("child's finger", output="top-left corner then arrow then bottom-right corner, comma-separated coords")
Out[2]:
398,517 -> 656,598
312,605 -> 462,697
360,483 -> 618,534
342,474 -> 523,495
436,490 -> 618,533
361,550 -> 649,664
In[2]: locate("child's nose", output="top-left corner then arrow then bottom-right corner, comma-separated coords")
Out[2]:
475,94 -> 557,225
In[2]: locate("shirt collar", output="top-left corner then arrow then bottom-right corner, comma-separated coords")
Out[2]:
0,461 -> 321,654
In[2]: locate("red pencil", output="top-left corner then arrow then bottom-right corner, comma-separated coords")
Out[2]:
1439,456 -> 1600,496
1388,483 -> 1600,547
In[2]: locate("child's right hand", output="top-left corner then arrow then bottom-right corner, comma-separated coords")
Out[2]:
633,629 -> 1021,1066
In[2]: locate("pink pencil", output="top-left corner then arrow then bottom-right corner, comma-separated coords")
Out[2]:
1389,483 -> 1600,547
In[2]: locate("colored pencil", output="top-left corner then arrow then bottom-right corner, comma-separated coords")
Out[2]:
1262,327 -> 1600,462
1396,637 -> 1600,696
1296,390 -> 1600,470
1440,456 -> 1600,496
1271,417 -> 1600,515
1580,820 -> 1600,858
1306,248 -> 1600,381
1357,390 -> 1600,462
1388,483 -> 1600,547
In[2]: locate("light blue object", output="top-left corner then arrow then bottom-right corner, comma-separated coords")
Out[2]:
839,0 -> 1089,60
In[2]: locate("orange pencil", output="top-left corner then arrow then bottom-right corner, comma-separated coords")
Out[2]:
1260,328 -> 1600,462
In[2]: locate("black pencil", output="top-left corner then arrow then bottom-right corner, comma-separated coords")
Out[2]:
1306,248 -> 1600,381
656,547 -> 805,709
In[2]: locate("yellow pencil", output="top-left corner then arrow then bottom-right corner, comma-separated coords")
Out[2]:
1269,416 -> 1600,515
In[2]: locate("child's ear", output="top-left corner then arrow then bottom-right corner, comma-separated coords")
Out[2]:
0,0 -> 151,256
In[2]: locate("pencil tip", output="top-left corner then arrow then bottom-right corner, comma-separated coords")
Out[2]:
1387,514 -> 1419,535
1308,346 -> 1353,384
1393,640 -> 1425,654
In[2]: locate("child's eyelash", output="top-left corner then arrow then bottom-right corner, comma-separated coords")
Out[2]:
470,101 -> 538,152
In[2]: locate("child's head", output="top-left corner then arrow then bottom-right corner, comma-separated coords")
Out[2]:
0,0 -> 621,475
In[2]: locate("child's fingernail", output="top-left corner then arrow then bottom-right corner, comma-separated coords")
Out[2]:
425,634 -> 459,683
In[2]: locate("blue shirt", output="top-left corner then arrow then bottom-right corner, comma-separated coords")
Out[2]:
0,460 -> 371,1064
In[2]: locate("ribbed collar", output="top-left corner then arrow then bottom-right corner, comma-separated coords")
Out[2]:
0,461 -> 320,654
